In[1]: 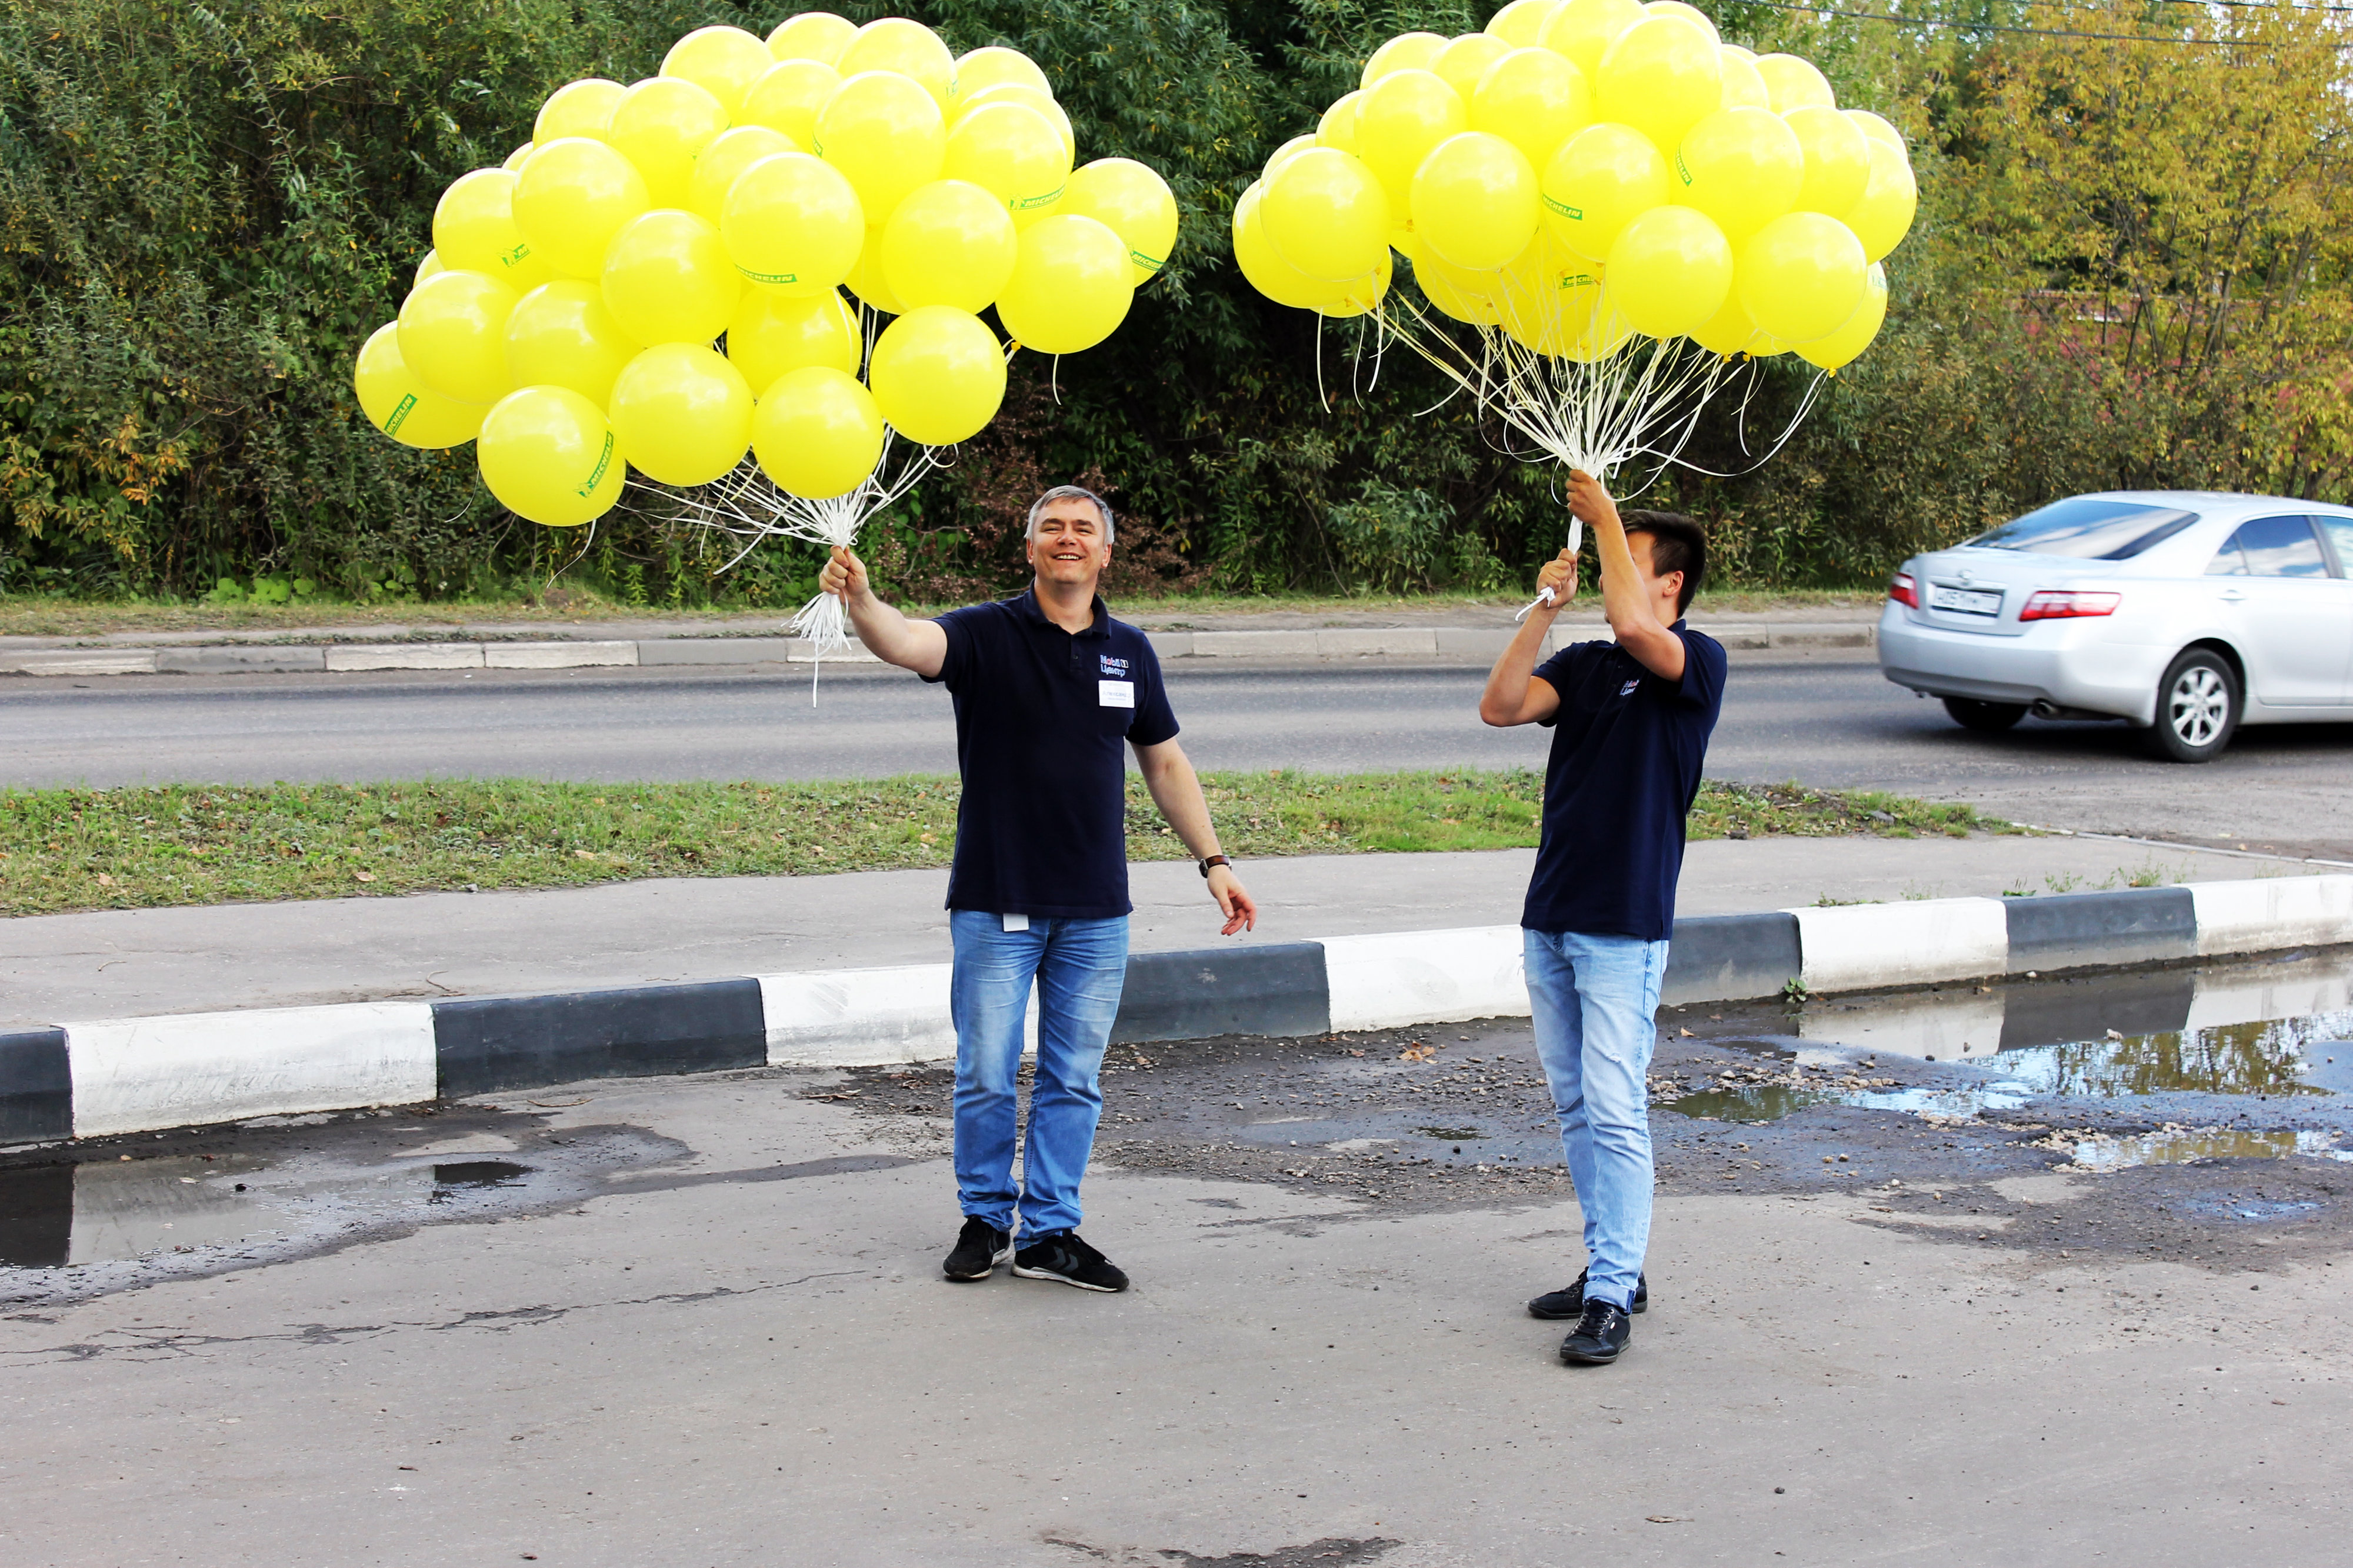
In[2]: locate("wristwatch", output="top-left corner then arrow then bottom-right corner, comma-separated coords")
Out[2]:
1198,854 -> 1231,878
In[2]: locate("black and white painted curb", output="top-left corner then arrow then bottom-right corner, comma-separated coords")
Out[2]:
4,875 -> 2346,1146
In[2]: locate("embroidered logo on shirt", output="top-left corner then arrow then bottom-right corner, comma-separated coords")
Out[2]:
1619,678 -> 1640,696
1099,654 -> 1130,678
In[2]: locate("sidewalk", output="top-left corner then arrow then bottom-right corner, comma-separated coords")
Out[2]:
4,831 -> 2322,1027
0,604 -> 1880,676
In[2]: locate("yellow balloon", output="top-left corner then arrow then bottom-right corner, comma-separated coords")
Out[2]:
1058,158 -> 1179,284
608,342 -> 754,486
1717,47 -> 1770,111
1797,260 -> 1886,371
1354,69 -> 1468,205
414,249 -> 444,287
1595,15 -> 1722,154
868,305 -> 1006,445
478,386 -> 624,526
1603,203 -> 1731,337
953,46 -> 1052,107
739,59 -> 841,148
686,126 -> 798,228
1232,182 -> 1353,310
1497,231 -> 1609,355
1846,108 -> 1906,154
1318,92 -> 1364,154
1539,0 -> 1645,79
753,365 -> 884,498
606,76 -> 729,210
355,322 -> 486,449
504,142 -> 534,172
601,209 -> 741,346
1264,148 -> 1391,282
506,279 -> 640,406
1413,132 -> 1538,272
435,169 -> 553,293
1485,0 -> 1562,47
816,70 -> 947,223
1688,288 -> 1764,355
767,11 -> 855,66
1841,137 -> 1917,262
663,26 -> 774,119
535,79 -> 623,144
1736,210 -> 1866,342
727,287 -> 858,390
398,269 -> 519,403
1317,246 -> 1395,319
1411,245 -> 1501,325
1361,32 -> 1446,90
1754,53 -> 1834,114
1471,47 -> 1592,173
956,84 -> 1075,164
514,138 -> 650,280
836,18 -> 955,108
1263,134 -> 1321,184
995,214 -> 1134,355
1647,1 -> 1719,45
1541,121 -> 1667,262
721,151 -> 865,295
842,227 -> 905,315
881,179 -> 1018,312
1431,33 -> 1513,104
944,101 -> 1072,222
1674,106 -> 1802,242
1785,104 -> 1871,216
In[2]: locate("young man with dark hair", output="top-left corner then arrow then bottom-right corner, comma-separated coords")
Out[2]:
1478,471 -> 1727,1366
819,484 -> 1256,1295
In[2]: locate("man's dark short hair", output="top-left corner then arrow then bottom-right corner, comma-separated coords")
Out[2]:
1621,511 -> 1706,616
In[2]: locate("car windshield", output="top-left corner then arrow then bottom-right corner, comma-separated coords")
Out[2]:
1964,498 -> 2199,559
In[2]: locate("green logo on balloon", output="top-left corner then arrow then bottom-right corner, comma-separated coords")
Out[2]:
737,266 -> 801,286
1675,151 -> 1692,186
502,242 -> 534,269
1561,273 -> 1596,289
1130,249 -> 1162,270
1015,185 -> 1065,211
384,393 -> 417,436
1541,195 -> 1582,222
576,430 -> 614,498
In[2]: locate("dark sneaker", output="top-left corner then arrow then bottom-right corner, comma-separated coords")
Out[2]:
1528,1269 -> 1648,1320
1559,1299 -> 1633,1365
943,1217 -> 1011,1282
1011,1230 -> 1129,1293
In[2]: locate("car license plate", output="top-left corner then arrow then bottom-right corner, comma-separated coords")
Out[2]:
1929,584 -> 2004,616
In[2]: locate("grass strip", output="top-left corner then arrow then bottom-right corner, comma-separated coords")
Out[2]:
0,772 -> 2001,918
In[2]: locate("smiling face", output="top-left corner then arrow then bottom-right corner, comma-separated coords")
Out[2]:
1025,496 -> 1113,591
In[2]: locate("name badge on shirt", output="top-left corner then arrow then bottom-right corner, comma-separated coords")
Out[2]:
1099,679 -> 1135,708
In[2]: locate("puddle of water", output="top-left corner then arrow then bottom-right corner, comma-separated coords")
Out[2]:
2067,1128 -> 2346,1172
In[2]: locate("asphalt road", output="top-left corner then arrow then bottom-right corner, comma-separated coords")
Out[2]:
6,652 -> 2349,856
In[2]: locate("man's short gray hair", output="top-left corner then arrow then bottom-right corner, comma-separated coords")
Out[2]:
1025,484 -> 1115,544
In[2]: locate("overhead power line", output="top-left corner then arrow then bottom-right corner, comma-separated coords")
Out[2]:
1741,0 -> 2353,44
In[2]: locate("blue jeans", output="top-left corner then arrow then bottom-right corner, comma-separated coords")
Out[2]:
948,910 -> 1130,1237
1523,928 -> 1670,1312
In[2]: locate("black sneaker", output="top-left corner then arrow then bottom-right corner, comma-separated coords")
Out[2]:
942,1217 -> 1011,1282
1559,1299 -> 1633,1365
1527,1269 -> 1648,1320
1011,1230 -> 1129,1293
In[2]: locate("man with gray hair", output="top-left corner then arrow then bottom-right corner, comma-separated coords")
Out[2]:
819,483 -> 1256,1293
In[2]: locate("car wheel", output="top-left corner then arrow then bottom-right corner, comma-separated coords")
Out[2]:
2142,648 -> 2239,763
1942,696 -> 2027,732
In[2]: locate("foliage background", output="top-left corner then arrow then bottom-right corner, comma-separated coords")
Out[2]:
2,0 -> 2347,607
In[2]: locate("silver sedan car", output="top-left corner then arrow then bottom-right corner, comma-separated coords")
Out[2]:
1878,491 -> 2353,761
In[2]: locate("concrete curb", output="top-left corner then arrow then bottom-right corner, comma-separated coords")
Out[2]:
0,622 -> 1875,678
4,875 -> 2345,1145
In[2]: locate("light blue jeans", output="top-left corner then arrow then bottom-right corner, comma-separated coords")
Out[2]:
948,910 -> 1130,1237
1522,928 -> 1671,1312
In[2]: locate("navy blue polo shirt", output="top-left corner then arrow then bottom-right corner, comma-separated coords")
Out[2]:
1522,622 -> 1727,941
923,588 -> 1179,918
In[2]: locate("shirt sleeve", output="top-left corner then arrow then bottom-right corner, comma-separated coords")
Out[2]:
1531,643 -> 1587,728
920,606 -> 979,688
1126,636 -> 1179,746
1672,629 -> 1727,713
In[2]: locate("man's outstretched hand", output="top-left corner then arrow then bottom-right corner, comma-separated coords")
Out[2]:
817,545 -> 867,602
1207,865 -> 1257,936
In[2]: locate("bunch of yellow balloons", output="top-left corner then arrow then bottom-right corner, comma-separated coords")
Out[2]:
355,12 -> 1181,528
1235,0 -> 1911,374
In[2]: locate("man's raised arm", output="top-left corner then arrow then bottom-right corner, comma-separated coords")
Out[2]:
818,545 -> 948,678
